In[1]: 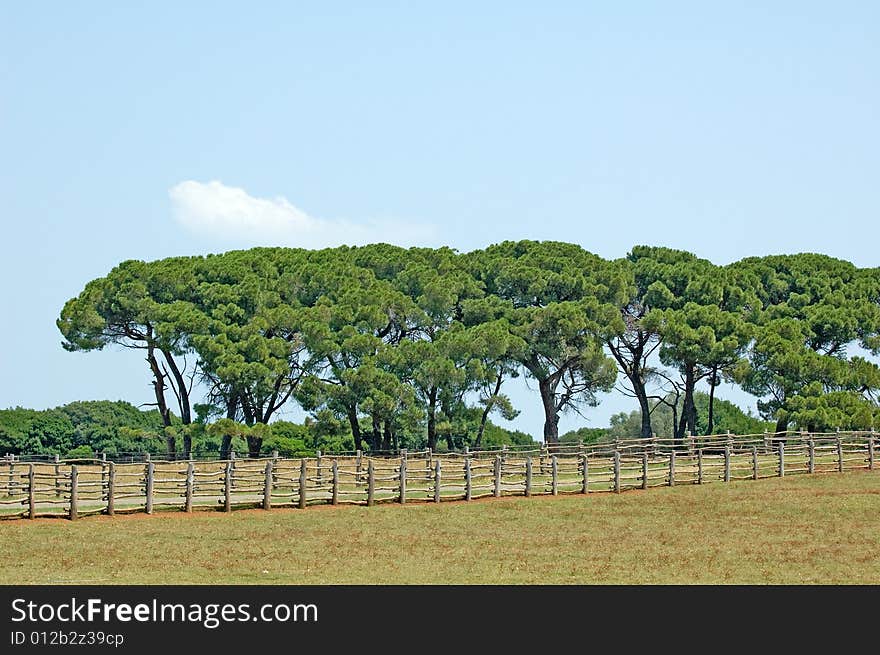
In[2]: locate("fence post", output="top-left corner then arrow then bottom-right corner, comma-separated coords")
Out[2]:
540,444 -> 547,474
613,450 -> 621,493
223,461 -> 232,513
184,461 -> 194,513
331,460 -> 339,506
763,430 -> 769,452
434,459 -> 441,503
367,460 -> 375,507
272,450 -> 279,486
668,450 -> 675,487
778,442 -> 785,477
808,438 -> 815,474
724,446 -> 731,483
525,457 -> 532,497
230,451 -> 236,489
144,461 -> 154,515
697,449 -> 703,484
263,461 -> 273,510
581,453 -> 589,493
28,463 -> 35,520
299,459 -> 307,509
399,456 -> 407,504
837,436 -> 843,473
687,431 -> 694,455
356,450 -> 362,474
501,444 -> 508,467
494,455 -> 502,498
69,465 -> 78,521
106,461 -> 115,516
464,457 -> 472,501
8,455 -> 15,497
752,446 -> 759,480
316,450 -> 322,484
551,455 -> 559,496
54,454 -> 61,498
869,432 -> 875,470
641,452 -> 648,490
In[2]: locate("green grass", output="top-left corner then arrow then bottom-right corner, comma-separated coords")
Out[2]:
2,470 -> 879,584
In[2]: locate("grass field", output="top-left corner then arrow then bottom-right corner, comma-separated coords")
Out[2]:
2,469 -> 878,584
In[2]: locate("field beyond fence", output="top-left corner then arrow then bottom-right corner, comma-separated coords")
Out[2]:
1,431 -> 876,520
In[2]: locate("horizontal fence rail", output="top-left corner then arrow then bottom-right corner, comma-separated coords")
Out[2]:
0,431 -> 876,520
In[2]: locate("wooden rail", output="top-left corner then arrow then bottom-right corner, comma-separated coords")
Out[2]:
0,431 -> 876,520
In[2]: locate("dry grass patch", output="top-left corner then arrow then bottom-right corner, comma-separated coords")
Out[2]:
2,470 -> 878,584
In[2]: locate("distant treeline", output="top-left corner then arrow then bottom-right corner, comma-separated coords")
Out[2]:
0,400 -> 533,458
54,242 -> 879,458
0,392 -> 766,458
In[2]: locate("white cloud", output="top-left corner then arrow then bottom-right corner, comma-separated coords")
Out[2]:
169,180 -> 436,248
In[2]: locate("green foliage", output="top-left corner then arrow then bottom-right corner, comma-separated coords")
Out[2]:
781,385 -> 878,431
732,254 -> 880,430
51,243 -> 880,455
559,427 -> 608,444
0,401 -> 167,456
466,240 -> 624,443
262,420 -> 311,457
691,394 -> 773,436
64,445 -> 96,460
476,423 -> 537,448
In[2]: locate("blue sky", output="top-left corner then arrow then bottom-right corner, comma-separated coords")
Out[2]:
1,2 -> 878,437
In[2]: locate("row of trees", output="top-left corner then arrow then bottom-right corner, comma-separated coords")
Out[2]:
57,242 -> 880,457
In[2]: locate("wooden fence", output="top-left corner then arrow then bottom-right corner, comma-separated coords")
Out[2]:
0,431 -> 876,520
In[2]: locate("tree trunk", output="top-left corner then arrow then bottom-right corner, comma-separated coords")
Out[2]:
182,428 -> 192,459
246,435 -> 262,458
607,335 -> 654,440
706,365 -> 718,435
240,399 -> 255,426
346,404 -> 362,451
371,415 -> 382,451
220,395 -> 237,460
220,434 -> 233,460
165,430 -> 177,459
635,381 -> 653,440
775,416 -> 788,437
385,421 -> 396,452
539,378 -> 559,445
380,419 -> 391,451
444,432 -> 454,451
226,395 -> 238,420
161,348 -> 192,425
426,388 -> 438,451
672,398 -> 684,442
146,343 -> 172,428
682,364 -> 697,437
476,372 -> 503,448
